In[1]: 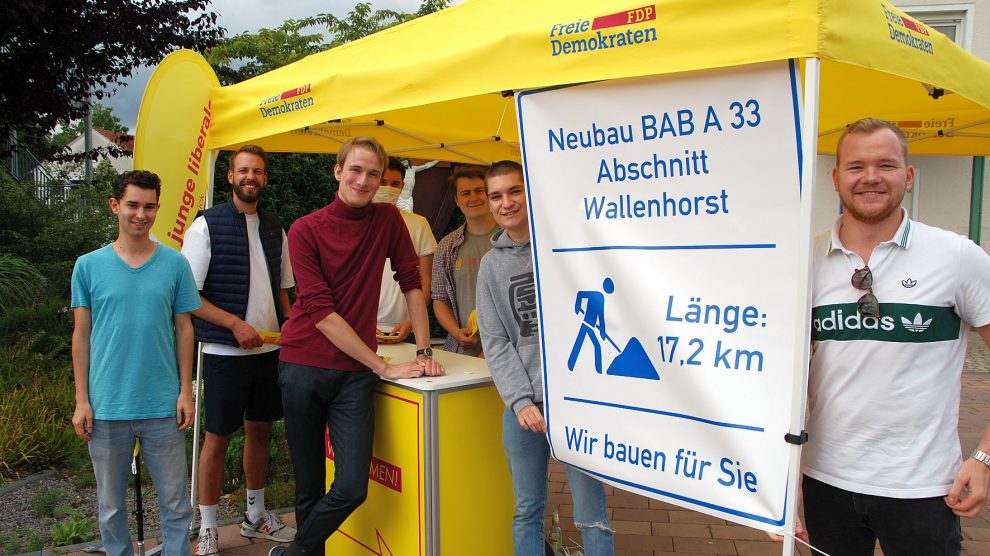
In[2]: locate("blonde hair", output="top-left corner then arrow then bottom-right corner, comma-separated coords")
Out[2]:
336,136 -> 387,171
836,118 -> 908,164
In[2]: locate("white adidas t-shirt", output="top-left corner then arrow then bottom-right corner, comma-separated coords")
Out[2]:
805,212 -> 990,497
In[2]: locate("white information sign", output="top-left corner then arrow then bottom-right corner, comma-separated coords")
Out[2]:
517,60 -> 805,530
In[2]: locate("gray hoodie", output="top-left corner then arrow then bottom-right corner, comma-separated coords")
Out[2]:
476,228 -> 542,414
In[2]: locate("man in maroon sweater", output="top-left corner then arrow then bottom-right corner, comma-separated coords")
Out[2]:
273,137 -> 444,556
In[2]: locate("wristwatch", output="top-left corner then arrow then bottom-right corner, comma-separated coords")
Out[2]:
416,347 -> 433,359
972,449 -> 990,467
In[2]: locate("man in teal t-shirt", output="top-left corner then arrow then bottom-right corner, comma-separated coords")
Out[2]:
71,170 -> 201,556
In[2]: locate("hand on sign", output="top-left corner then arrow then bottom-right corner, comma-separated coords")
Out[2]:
516,404 -> 546,433
767,483 -> 806,543
766,517 -> 806,543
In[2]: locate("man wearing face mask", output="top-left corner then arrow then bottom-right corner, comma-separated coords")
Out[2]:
181,145 -> 296,555
376,157 -> 437,343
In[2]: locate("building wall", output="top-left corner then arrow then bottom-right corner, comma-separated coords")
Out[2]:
61,131 -> 133,181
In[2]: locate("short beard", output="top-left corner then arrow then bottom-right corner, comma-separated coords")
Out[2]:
233,182 -> 260,203
843,201 -> 902,225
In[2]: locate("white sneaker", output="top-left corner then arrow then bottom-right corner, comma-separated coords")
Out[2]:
196,528 -> 218,556
240,512 -> 296,543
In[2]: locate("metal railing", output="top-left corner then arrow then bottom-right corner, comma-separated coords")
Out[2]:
2,132 -> 79,207
2,132 -> 56,184
35,181 -> 83,206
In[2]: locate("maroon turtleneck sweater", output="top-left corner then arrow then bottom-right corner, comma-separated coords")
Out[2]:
279,195 -> 420,371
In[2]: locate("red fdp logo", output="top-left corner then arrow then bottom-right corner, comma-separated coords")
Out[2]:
280,84 -> 312,100
259,83 -> 312,107
901,17 -> 930,36
592,5 -> 656,30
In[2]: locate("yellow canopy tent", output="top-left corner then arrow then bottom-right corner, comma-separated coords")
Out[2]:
205,0 -> 990,161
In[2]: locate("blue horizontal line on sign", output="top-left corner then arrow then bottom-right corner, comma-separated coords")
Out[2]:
551,243 -> 776,253
563,396 -> 764,432
569,461 -> 786,526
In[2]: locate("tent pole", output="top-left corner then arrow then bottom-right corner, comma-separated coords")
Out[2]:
781,56 -> 821,556
205,149 -> 217,209
189,342 -> 204,535
970,156 -> 985,245
188,150 -> 216,533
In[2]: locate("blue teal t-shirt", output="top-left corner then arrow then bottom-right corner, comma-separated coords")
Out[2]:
71,243 -> 201,420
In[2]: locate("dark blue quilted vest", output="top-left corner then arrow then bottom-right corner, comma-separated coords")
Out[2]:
193,200 -> 285,346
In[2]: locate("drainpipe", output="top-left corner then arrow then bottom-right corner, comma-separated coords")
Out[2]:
971,156 -> 985,245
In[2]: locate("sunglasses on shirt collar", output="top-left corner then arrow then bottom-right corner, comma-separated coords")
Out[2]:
851,265 -> 879,318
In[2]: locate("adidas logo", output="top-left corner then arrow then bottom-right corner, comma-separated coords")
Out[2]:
902,278 -> 917,288
901,313 -> 932,333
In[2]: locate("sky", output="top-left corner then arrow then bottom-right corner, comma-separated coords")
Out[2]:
104,0 -> 429,132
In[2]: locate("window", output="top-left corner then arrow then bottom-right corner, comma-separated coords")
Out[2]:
901,4 -> 973,50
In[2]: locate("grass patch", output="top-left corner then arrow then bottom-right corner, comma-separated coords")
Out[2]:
32,488 -> 59,518
0,527 -> 44,554
266,479 -> 296,510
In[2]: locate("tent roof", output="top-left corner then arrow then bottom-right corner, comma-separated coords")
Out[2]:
207,0 -> 990,160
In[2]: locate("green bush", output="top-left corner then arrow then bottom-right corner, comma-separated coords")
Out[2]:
50,517 -> 97,546
0,300 -> 73,364
0,369 -> 77,478
265,479 -> 296,510
267,420 -> 293,482
216,421 -> 294,493
0,332 -> 51,391
0,255 -> 45,314
223,433 -> 247,492
0,164 -> 115,299
0,165 -> 116,481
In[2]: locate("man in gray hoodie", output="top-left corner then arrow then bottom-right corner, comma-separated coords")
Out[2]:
476,160 -> 614,555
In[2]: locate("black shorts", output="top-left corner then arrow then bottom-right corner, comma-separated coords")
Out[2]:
203,351 -> 283,435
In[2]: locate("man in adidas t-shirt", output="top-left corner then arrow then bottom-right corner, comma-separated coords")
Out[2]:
801,118 -> 990,555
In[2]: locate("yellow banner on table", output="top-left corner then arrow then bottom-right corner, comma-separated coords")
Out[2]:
326,383 -> 426,555
134,49 -> 220,251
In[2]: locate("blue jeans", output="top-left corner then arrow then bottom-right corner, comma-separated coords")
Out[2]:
89,417 -> 192,556
278,363 -> 377,556
803,475 -> 961,556
502,408 -> 614,556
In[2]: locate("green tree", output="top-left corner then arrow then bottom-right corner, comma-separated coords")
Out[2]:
213,152 -> 338,227
208,0 -> 451,224
0,0 -> 223,157
207,0 -> 449,85
300,3 -> 407,48
206,20 -> 327,85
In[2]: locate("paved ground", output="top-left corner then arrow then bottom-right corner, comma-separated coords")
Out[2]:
64,341 -> 990,556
